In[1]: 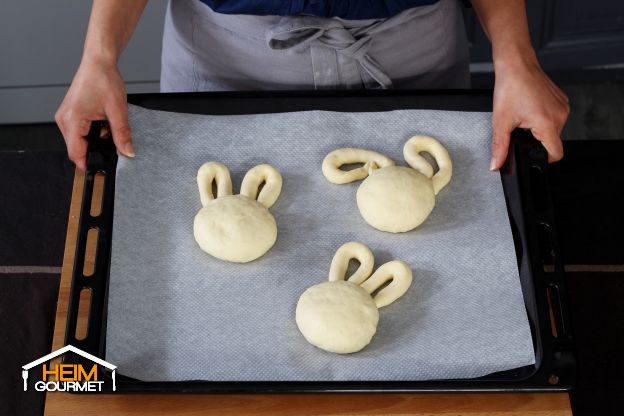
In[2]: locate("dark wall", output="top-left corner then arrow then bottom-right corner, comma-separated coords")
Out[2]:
465,0 -> 624,70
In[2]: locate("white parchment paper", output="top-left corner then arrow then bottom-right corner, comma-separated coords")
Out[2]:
105,104 -> 535,381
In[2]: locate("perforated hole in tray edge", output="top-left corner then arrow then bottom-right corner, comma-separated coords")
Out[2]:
90,172 -> 105,217
75,287 -> 93,341
83,228 -> 99,277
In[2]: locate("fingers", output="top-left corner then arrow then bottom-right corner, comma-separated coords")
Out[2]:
55,61 -> 134,170
105,100 -> 135,157
546,82 -> 569,111
491,59 -> 569,168
490,115 -> 515,171
532,127 -> 564,163
545,76 -> 569,105
99,122 -> 111,139
527,99 -> 568,164
67,133 -> 89,172
55,111 -> 91,171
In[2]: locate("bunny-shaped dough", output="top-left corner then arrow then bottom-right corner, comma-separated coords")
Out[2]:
296,242 -> 412,354
322,135 -> 452,233
193,162 -> 282,263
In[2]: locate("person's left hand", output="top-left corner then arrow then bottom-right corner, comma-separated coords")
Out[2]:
490,55 -> 570,170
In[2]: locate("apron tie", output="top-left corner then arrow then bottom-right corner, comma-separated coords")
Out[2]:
266,18 -> 393,89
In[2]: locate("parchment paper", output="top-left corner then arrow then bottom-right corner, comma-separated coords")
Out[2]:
105,104 -> 535,381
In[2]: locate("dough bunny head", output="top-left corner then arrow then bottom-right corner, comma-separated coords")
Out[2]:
193,162 -> 282,263
322,135 -> 452,233
296,242 -> 413,354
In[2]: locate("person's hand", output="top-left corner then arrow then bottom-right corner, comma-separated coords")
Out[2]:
55,59 -> 134,171
490,55 -> 570,170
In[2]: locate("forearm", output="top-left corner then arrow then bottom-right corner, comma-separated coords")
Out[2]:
470,0 -> 537,69
82,0 -> 148,66
472,0 -> 568,168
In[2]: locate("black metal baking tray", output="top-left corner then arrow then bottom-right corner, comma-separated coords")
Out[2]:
63,90 -> 575,393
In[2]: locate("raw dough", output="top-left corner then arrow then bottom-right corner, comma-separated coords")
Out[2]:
403,135 -> 452,195
328,240 -> 374,284
296,242 -> 413,354
322,148 -> 395,184
194,195 -> 277,263
296,281 -> 379,354
322,135 -> 452,233
193,162 -> 282,263
356,166 -> 435,232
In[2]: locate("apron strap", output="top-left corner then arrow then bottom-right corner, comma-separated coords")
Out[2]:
266,17 -> 393,89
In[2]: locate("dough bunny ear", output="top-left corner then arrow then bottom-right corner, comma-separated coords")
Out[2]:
322,148 -> 395,184
240,164 -> 283,209
328,241 -> 375,285
197,162 -> 233,207
360,260 -> 413,308
403,135 -> 452,195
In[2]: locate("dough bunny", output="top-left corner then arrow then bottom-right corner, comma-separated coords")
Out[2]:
193,162 -> 282,263
322,135 -> 452,233
296,242 -> 413,354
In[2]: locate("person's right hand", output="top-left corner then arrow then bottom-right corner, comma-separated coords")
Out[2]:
55,59 -> 135,171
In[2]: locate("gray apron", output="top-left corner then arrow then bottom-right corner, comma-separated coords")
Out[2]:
160,0 -> 470,91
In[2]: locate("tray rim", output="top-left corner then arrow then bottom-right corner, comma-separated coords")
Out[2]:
62,89 -> 575,393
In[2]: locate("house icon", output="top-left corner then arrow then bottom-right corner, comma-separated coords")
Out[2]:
22,345 -> 117,391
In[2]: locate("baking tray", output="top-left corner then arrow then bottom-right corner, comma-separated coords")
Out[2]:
63,90 -> 575,393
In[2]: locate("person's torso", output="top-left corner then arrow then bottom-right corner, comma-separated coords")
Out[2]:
198,0 -> 441,19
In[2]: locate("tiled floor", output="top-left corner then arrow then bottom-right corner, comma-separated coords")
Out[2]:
0,84 -> 622,415
0,151 -> 73,416
0,273 -> 60,416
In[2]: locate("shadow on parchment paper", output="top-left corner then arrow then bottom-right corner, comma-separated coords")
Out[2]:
231,157 -> 284,187
403,142 -> 486,235
370,248 -> 396,266
364,268 -> 441,356
269,172 -> 325,246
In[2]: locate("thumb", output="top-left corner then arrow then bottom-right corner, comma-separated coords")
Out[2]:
106,100 -> 135,157
490,115 -> 515,171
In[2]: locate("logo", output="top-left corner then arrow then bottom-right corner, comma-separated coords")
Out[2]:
22,345 -> 117,392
